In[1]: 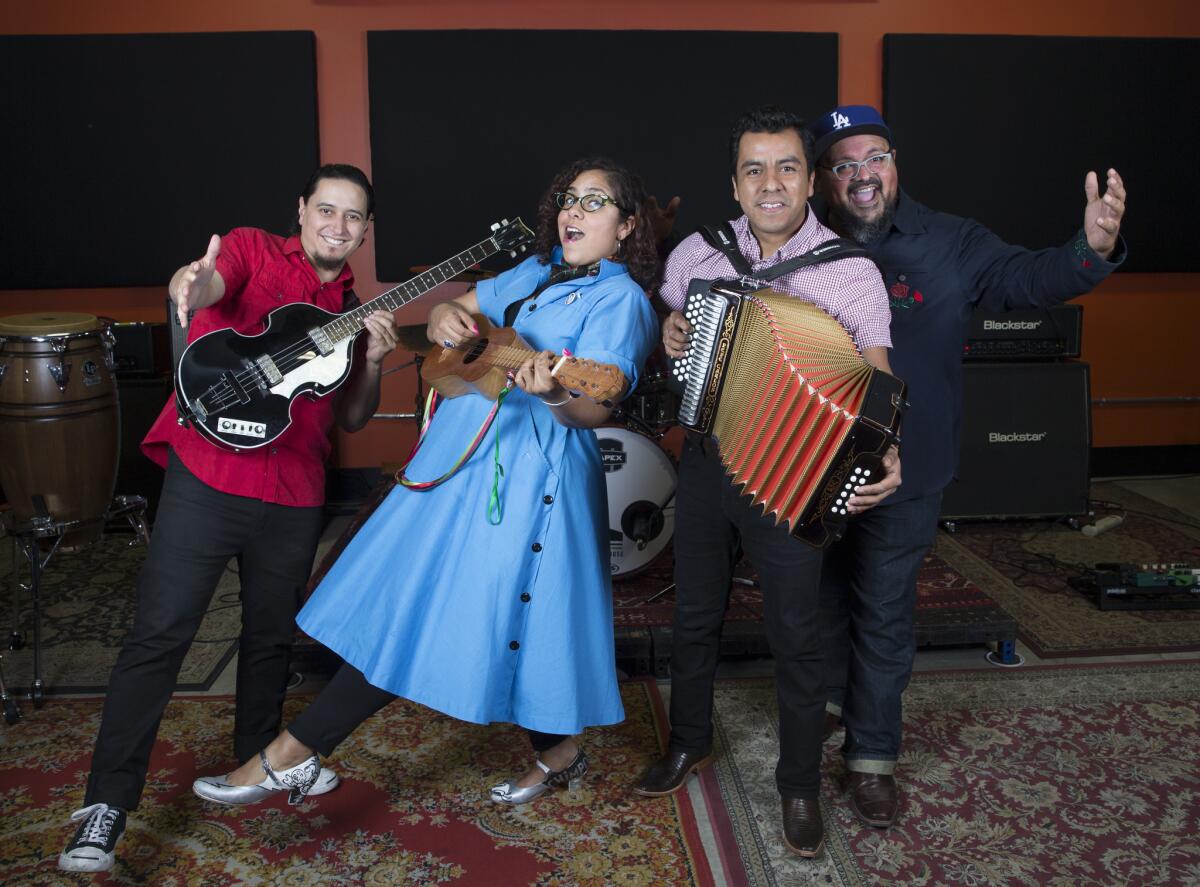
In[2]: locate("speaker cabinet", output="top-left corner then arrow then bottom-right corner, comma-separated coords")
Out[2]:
116,375 -> 173,522
940,361 -> 1091,520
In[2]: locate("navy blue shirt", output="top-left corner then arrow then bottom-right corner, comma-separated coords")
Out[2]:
864,191 -> 1125,502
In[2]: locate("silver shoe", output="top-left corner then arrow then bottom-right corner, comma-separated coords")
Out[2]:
193,750 -> 323,806
490,750 -> 589,806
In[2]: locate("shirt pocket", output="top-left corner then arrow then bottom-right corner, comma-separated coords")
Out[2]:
254,267 -> 309,305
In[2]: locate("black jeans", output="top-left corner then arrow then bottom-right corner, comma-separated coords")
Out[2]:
820,492 -> 942,774
667,436 -> 826,799
85,452 -> 323,810
288,662 -> 567,755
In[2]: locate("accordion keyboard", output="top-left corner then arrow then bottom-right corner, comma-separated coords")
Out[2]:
673,290 -> 731,427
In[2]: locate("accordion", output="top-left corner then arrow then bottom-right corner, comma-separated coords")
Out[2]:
669,279 -> 906,547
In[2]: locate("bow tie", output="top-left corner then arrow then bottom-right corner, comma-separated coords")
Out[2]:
549,261 -> 601,282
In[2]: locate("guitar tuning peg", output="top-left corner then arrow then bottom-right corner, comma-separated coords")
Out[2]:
491,222 -> 500,231
501,218 -> 509,225
509,250 -> 517,257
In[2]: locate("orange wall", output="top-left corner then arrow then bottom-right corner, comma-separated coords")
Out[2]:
5,1 -> 1198,466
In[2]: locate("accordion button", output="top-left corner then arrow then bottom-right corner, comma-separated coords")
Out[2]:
863,470 -> 872,477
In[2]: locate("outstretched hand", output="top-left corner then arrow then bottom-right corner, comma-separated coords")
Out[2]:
171,234 -> 221,329
1083,168 -> 1125,260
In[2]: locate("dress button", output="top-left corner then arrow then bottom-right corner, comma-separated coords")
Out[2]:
270,448 -> 278,455
520,592 -> 531,603
509,641 -> 520,650
528,303 -> 537,311
543,495 -> 553,505
531,542 -> 542,552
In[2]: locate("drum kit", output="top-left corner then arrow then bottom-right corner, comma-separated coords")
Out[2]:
0,312 -> 151,724
604,367 -> 679,579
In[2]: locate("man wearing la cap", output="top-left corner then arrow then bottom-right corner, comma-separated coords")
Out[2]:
808,105 -> 1127,828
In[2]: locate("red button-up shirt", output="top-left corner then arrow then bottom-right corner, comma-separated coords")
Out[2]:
142,227 -> 356,507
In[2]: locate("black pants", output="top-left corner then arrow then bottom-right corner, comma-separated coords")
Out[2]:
288,662 -> 567,755
86,453 -> 323,811
667,436 -> 826,799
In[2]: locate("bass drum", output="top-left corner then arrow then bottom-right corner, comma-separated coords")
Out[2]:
0,312 -> 119,548
596,427 -> 675,578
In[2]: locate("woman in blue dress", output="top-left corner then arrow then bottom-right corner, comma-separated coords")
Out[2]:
193,157 -> 660,807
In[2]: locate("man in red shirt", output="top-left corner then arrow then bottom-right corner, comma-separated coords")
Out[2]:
59,164 -> 398,874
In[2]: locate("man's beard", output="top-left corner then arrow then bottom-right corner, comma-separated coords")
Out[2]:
828,186 -> 898,246
310,251 -> 347,273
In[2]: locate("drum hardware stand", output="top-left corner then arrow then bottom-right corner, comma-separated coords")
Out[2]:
0,650 -> 20,725
3,494 -> 150,716
636,491 -> 677,604
373,355 -> 423,424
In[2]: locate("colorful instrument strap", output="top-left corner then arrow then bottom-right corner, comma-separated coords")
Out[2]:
395,380 -> 514,524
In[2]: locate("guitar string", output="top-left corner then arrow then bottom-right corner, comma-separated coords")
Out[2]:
192,233 -> 526,414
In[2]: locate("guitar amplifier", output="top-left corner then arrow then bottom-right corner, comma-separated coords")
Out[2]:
110,321 -> 171,378
962,304 -> 1081,360
940,361 -> 1091,520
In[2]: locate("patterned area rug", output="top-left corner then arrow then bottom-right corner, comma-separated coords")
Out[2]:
936,481 -> 1200,657
707,661 -> 1200,885
0,680 -> 714,886
0,533 -> 242,694
612,553 -> 763,627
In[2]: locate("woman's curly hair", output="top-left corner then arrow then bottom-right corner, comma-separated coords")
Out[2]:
532,156 -> 662,295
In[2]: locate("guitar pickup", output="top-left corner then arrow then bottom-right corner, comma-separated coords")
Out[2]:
308,327 -> 334,357
256,354 -> 283,386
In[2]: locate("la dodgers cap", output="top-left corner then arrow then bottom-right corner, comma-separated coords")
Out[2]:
810,105 -> 893,160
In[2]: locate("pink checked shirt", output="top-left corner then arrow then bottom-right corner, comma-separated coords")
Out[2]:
658,208 -> 892,352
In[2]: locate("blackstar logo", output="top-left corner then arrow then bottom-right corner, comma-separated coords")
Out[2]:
219,418 -> 267,439
988,431 -> 1048,443
983,320 -> 1041,330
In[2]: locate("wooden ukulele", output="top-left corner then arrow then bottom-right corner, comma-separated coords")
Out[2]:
421,314 -> 627,403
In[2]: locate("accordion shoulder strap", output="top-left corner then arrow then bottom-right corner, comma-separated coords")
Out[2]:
700,221 -> 876,281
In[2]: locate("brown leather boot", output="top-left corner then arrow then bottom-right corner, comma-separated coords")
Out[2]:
631,750 -> 713,797
781,797 -> 824,857
848,772 -> 899,828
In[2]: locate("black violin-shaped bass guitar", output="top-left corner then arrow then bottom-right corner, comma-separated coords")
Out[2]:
174,218 -> 534,450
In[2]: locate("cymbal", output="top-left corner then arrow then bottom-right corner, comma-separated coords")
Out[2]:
408,264 -> 497,284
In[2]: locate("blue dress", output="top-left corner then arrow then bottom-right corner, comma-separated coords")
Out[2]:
298,250 -> 659,734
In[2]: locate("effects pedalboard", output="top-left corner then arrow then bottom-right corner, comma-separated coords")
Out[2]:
1092,562 -> 1200,611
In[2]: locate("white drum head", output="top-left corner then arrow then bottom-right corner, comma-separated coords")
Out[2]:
596,427 -> 675,577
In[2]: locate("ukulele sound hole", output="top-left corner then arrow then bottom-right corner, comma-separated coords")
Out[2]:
463,339 -> 489,365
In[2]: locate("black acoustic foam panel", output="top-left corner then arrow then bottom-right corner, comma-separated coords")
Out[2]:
1,32 -> 319,289
884,34 -> 1199,273
367,29 -> 837,282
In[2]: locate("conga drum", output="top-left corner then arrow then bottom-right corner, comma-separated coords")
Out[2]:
0,313 -> 119,548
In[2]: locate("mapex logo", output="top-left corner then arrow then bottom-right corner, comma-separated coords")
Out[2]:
831,111 -> 852,130
983,320 -> 1042,330
597,438 -> 627,473
988,431 -> 1048,443
219,418 -> 267,439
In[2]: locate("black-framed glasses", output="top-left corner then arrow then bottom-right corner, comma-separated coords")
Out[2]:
826,151 -> 895,181
555,191 -> 619,213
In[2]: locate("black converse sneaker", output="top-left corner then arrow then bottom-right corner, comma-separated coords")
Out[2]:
58,803 -> 126,873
